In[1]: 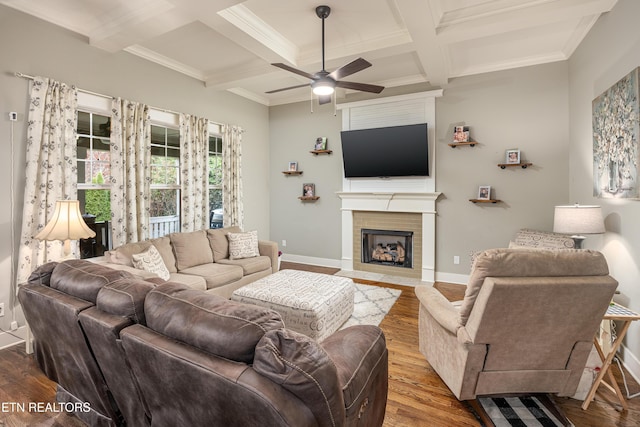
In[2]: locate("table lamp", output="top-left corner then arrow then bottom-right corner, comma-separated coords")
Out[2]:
35,200 -> 96,258
553,204 -> 605,249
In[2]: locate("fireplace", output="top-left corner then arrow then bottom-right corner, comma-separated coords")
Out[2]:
362,229 -> 413,269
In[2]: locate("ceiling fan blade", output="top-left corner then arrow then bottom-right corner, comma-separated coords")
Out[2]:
318,95 -> 332,105
336,80 -> 384,94
271,63 -> 315,80
329,57 -> 372,80
266,83 -> 310,94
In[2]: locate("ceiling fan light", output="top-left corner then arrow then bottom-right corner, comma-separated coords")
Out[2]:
312,80 -> 335,96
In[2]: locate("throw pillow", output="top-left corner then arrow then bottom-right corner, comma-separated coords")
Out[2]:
227,230 -> 260,260
132,245 -> 170,281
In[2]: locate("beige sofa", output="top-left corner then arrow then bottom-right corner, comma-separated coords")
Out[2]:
93,226 -> 278,298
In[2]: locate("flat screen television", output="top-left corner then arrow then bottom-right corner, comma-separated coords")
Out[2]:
340,123 -> 429,178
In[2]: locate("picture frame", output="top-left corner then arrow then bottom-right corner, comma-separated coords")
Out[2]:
314,137 -> 327,151
505,149 -> 520,164
453,126 -> 470,143
477,185 -> 491,200
302,183 -> 315,197
288,161 -> 298,171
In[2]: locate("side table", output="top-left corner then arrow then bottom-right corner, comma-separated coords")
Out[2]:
582,302 -> 640,410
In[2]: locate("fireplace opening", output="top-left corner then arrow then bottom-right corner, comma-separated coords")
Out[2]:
361,228 -> 413,269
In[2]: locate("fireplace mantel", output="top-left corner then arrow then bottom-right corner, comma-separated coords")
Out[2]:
337,191 -> 442,283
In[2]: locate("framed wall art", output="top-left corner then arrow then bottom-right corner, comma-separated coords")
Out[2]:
593,67 -> 640,198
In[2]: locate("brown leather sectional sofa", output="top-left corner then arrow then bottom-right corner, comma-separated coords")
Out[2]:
19,259 -> 389,427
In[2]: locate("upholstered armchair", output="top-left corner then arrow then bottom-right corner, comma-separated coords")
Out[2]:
415,248 -> 617,401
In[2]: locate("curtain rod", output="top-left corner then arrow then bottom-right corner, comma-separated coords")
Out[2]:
15,71 -> 227,128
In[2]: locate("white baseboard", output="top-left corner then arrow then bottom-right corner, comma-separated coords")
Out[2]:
435,271 -> 469,285
0,325 -> 27,350
280,254 -> 342,269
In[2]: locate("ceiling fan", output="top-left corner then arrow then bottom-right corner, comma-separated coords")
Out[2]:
266,5 -> 384,104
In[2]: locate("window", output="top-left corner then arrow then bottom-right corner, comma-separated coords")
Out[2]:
77,111 -> 111,222
150,125 -> 181,236
209,134 -> 223,228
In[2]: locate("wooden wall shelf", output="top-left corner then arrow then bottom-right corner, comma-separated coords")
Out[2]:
469,199 -> 501,204
498,162 -> 532,169
299,196 -> 320,201
282,171 -> 303,175
448,142 -> 477,148
310,150 -> 332,155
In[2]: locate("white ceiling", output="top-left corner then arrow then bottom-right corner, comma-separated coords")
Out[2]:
2,0 -> 618,106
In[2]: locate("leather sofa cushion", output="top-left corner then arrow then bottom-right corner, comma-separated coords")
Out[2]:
321,325 -> 388,411
178,263 -> 243,289
144,283 -> 284,363
207,226 -> 242,261
170,230 -> 214,270
254,328 -> 345,427
50,260 -> 134,303
216,256 -> 271,276
459,248 -> 610,325
27,261 -> 57,286
97,279 -> 157,325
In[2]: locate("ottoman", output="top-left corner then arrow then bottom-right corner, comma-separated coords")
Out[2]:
231,269 -> 355,341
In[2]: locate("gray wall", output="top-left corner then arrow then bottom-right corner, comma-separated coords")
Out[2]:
0,5 -> 270,335
435,62 -> 570,279
269,102 -> 343,263
568,0 -> 640,377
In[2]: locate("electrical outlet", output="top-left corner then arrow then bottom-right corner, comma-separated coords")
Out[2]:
10,321 -> 18,331
453,256 -> 460,265
282,240 -> 287,247
9,112 -> 17,121
0,302 -> 4,317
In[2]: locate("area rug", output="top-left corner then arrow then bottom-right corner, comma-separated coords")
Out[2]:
476,396 -> 573,427
340,283 -> 401,329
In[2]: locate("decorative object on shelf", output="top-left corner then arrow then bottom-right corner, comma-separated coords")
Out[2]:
505,149 -> 520,164
35,200 -> 96,259
314,137 -> 327,151
453,126 -> 470,143
477,185 -> 491,201
311,136 -> 332,155
282,161 -> 303,175
593,67 -> 640,199
553,204 -> 605,249
302,183 -> 315,197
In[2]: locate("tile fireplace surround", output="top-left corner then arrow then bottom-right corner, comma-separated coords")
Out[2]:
337,192 -> 441,283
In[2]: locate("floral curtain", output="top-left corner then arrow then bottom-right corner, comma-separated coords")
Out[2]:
16,77 -> 78,284
110,98 -> 151,248
222,124 -> 244,228
179,114 -> 209,232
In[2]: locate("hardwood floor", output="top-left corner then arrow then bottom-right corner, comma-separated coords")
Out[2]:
1,261 -> 639,426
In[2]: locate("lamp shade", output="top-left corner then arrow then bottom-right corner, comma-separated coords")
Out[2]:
553,204 -> 605,235
35,200 -> 96,241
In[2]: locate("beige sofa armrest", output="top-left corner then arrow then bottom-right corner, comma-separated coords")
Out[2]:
415,285 -> 461,335
258,240 -> 279,273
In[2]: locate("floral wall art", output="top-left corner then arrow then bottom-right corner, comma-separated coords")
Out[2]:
593,67 -> 640,198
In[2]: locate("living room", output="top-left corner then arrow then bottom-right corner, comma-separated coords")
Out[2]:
1,0 -> 640,425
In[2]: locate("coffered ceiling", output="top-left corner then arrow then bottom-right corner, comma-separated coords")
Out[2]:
2,0 -> 618,105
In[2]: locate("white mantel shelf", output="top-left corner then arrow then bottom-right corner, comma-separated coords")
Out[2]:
337,191 -> 442,284
337,192 -> 442,213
